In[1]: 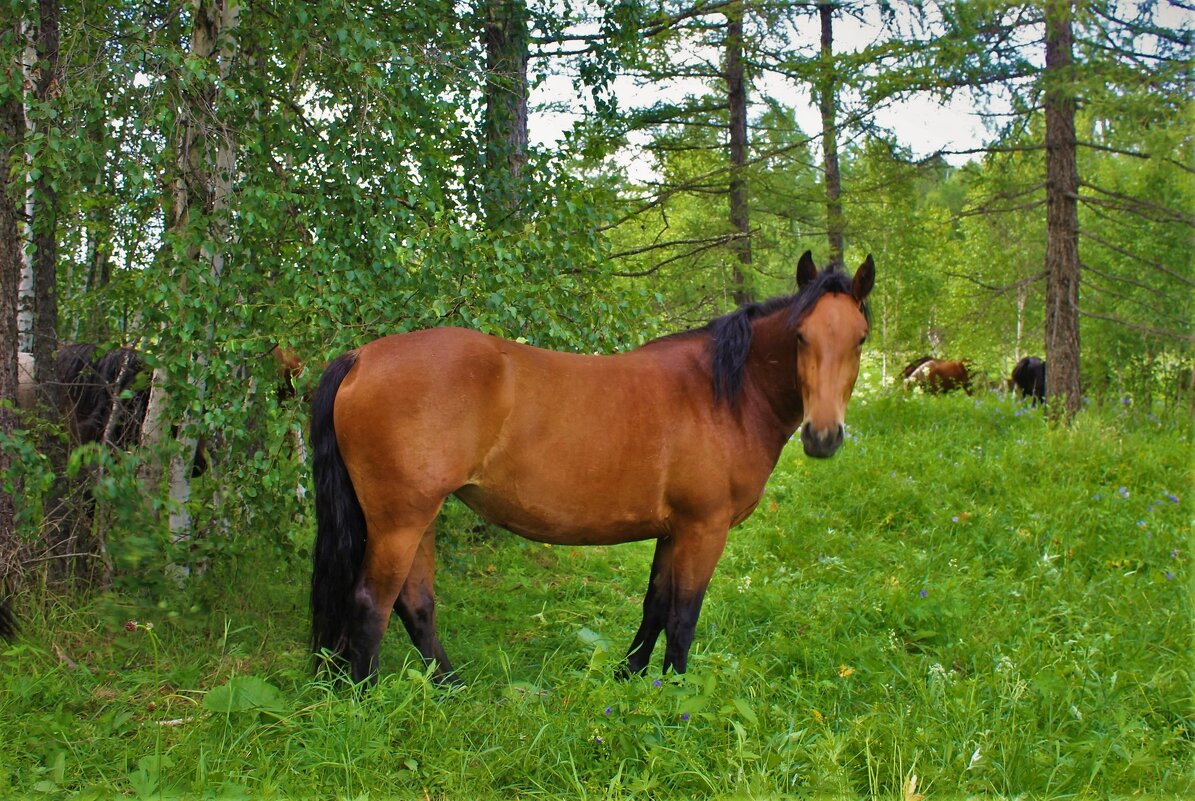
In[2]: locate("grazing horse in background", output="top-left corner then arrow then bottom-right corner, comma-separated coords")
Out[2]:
902,356 -> 972,395
53,344 -> 150,448
310,251 -> 876,684
272,345 -> 307,401
1011,356 -> 1046,404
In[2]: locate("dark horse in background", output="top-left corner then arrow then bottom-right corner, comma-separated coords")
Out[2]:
1011,356 -> 1046,404
54,343 -> 151,448
310,252 -> 875,684
902,356 -> 972,395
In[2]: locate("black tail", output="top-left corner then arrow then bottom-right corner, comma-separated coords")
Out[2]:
310,350 -> 365,671
0,596 -> 16,642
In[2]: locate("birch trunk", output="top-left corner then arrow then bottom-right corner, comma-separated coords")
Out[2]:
137,0 -> 241,577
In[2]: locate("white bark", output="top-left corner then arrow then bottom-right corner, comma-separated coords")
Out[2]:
17,20 -> 34,353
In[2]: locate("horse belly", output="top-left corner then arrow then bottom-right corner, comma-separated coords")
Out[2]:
457,429 -> 674,545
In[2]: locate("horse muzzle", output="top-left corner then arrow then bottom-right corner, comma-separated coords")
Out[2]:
800,422 -> 843,459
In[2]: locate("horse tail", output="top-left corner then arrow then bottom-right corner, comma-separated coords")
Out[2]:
310,350 -> 364,671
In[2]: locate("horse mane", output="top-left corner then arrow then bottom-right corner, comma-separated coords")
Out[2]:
644,268 -> 863,406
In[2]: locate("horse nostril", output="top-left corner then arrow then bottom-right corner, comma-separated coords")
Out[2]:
800,422 -> 843,459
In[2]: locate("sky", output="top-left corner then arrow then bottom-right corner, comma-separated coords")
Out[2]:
528,1 -> 1191,173
527,6 -> 997,171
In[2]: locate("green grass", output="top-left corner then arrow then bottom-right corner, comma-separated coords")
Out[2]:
2,391 -> 1191,799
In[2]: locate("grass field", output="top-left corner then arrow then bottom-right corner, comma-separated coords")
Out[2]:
1,388 -> 1191,799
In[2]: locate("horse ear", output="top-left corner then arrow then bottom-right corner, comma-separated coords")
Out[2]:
852,255 -> 875,302
796,250 -> 817,288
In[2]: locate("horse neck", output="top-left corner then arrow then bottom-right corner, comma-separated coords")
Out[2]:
740,312 -> 804,435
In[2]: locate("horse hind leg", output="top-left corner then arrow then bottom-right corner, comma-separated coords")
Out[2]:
393,522 -> 458,684
619,537 -> 676,679
348,510 -> 441,684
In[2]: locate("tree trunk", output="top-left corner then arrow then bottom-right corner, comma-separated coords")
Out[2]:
17,20 -> 33,355
817,3 -> 844,269
483,0 -> 528,229
1043,0 -> 1082,419
30,0 -> 59,400
725,0 -> 751,306
0,49 -> 26,572
137,0 -> 240,571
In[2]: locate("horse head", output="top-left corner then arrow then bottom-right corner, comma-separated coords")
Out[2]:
794,252 -> 874,458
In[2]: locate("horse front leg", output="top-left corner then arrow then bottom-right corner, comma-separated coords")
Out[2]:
619,536 -> 675,679
661,523 -> 728,675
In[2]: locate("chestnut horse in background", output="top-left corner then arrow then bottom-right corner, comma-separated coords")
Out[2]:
310,252 -> 875,684
902,356 -> 972,395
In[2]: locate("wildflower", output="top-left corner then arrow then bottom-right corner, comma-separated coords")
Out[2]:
838,664 -> 855,678
124,620 -> 137,632
1166,493 -> 1180,504
1166,571 -> 1175,581
1118,486 -> 1130,498
604,707 -> 611,716
951,515 -> 959,523
653,679 -> 662,688
1171,549 -> 1179,559
995,655 -> 1015,673
967,747 -> 982,770
1137,520 -> 1147,528
919,588 -> 928,598
681,713 -> 690,722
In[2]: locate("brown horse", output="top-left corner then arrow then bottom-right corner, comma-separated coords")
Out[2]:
902,356 -> 972,395
310,252 -> 875,684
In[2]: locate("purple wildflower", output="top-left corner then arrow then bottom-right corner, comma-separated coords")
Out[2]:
1166,571 -> 1175,581
604,707 -> 611,716
1118,487 -> 1130,499
653,679 -> 662,688
951,515 -> 959,523
1166,493 -> 1180,504
681,713 -> 690,721
919,588 -> 928,598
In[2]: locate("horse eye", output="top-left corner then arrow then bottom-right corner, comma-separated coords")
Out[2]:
796,333 -> 807,346
858,335 -> 868,347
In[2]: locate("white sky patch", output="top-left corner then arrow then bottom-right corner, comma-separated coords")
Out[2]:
527,7 -> 999,171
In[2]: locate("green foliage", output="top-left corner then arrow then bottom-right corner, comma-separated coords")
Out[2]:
1,394 -> 1190,798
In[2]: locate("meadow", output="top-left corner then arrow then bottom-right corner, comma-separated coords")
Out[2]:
1,387 -> 1191,800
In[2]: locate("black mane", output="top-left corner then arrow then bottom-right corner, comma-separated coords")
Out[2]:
648,268 -> 864,406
